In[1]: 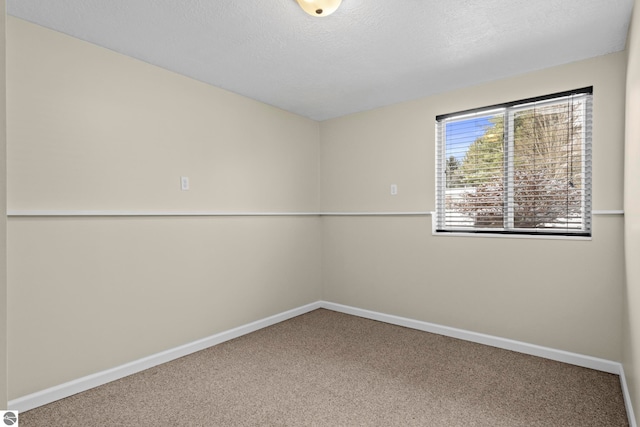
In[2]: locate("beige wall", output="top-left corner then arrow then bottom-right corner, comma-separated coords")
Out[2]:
624,0 -> 640,424
0,0 -> 7,410
321,52 -> 627,361
8,19 -> 319,213
6,17 -> 321,398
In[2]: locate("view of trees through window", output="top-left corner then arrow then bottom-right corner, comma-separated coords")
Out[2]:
439,94 -> 591,233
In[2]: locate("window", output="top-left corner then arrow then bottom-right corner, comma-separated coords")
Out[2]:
435,87 -> 592,237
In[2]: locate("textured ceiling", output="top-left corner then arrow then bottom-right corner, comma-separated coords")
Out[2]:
7,0 -> 635,121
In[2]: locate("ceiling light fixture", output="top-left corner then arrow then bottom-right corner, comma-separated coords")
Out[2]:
295,0 -> 342,17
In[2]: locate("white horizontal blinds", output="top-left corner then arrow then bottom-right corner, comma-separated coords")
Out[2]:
582,94 -> 593,232
510,95 -> 591,232
435,121 -> 445,230
435,88 -> 592,236
436,111 -> 505,231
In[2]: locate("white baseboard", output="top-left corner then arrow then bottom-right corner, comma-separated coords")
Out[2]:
9,301 -> 322,412
10,299 -> 636,427
620,365 -> 638,427
320,301 -> 621,373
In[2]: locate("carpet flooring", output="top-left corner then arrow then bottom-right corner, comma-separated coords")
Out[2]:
20,309 -> 628,426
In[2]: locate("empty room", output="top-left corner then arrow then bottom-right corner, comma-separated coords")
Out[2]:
1,0 -> 640,425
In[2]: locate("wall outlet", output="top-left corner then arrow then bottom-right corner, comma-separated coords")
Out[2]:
390,184 -> 398,195
181,176 -> 189,191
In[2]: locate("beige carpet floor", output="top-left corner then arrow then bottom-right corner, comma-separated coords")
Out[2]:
20,309 -> 628,426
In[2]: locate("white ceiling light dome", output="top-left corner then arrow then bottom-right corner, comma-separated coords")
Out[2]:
295,0 -> 342,17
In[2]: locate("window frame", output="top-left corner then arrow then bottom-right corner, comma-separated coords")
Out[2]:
435,87 -> 593,238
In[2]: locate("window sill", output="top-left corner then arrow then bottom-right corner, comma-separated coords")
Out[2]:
431,230 -> 592,241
